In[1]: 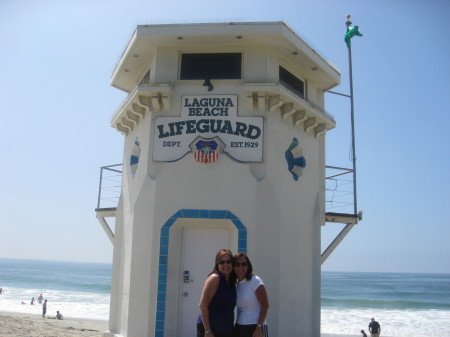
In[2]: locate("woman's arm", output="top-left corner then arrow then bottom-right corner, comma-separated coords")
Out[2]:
254,284 -> 269,337
199,273 -> 220,336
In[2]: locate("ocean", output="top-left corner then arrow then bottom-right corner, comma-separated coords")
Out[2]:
321,271 -> 450,336
1,259 -> 449,336
0,259 -> 111,321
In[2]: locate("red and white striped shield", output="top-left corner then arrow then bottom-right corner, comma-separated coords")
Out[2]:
193,140 -> 219,164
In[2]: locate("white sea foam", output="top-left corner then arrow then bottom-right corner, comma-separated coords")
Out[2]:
0,287 -> 109,320
3,289 -> 449,336
321,307 -> 450,337
2,280 -> 449,336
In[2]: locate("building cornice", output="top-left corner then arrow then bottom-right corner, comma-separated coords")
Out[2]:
112,82 -> 335,138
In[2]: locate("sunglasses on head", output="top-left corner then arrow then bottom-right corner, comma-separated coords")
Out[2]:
234,262 -> 248,267
218,260 -> 233,265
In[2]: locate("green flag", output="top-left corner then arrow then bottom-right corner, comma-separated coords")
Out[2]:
345,25 -> 362,46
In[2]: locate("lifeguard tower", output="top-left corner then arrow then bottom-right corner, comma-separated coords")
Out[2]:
95,22 -> 357,337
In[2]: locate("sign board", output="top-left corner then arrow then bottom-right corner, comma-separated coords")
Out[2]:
153,95 -> 264,162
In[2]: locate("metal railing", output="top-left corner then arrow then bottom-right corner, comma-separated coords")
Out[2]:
325,165 -> 355,214
96,164 -> 123,210
95,163 -> 354,214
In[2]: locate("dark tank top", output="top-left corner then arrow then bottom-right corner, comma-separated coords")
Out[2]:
197,272 -> 236,333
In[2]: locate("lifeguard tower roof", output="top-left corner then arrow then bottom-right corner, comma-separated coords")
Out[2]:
111,21 -> 340,93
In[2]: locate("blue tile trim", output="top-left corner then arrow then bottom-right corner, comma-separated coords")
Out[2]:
156,310 -> 165,321
180,209 -> 200,218
162,218 -> 177,228
158,264 -> 167,275
155,320 -> 165,331
238,230 -> 247,240
155,209 -> 247,337
226,211 -> 239,220
208,210 -> 228,219
199,209 -> 209,218
232,220 -> 245,230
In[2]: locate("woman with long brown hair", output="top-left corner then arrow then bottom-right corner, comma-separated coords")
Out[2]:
197,249 -> 237,337
233,253 -> 269,337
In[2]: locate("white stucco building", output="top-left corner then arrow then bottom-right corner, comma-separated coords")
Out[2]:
96,21 -> 347,337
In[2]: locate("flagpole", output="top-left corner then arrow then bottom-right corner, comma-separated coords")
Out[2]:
346,15 -> 358,218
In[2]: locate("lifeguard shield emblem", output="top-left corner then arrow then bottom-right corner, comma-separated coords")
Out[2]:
194,140 -> 219,164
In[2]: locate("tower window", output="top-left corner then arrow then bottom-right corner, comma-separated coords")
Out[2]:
180,53 -> 242,80
279,66 -> 304,98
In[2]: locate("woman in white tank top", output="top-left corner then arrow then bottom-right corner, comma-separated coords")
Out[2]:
233,253 -> 269,337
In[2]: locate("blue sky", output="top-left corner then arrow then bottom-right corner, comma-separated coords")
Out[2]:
1,0 -> 449,273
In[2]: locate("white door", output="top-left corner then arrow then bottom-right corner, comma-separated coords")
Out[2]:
179,227 -> 230,337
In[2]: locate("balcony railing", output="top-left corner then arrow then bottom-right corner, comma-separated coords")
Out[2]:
325,165 -> 355,215
95,163 -> 354,215
96,164 -> 123,211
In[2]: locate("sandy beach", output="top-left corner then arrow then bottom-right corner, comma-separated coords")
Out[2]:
0,312 -> 373,337
0,311 -> 395,337
0,312 -> 108,337
0,312 -> 398,337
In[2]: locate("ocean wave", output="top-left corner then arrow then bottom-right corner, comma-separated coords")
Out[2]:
1,277 -> 111,294
0,287 -> 110,320
321,297 -> 450,310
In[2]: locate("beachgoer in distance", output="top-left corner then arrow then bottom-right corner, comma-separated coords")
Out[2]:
0,287 -> 3,294
31,297 -> 35,305
368,317 -> 381,337
56,311 -> 64,320
197,249 -> 237,337
42,299 -> 48,318
361,329 -> 368,337
38,293 -> 43,304
233,253 -> 269,337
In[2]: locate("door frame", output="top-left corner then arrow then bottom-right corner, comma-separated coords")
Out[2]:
154,209 -> 247,337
